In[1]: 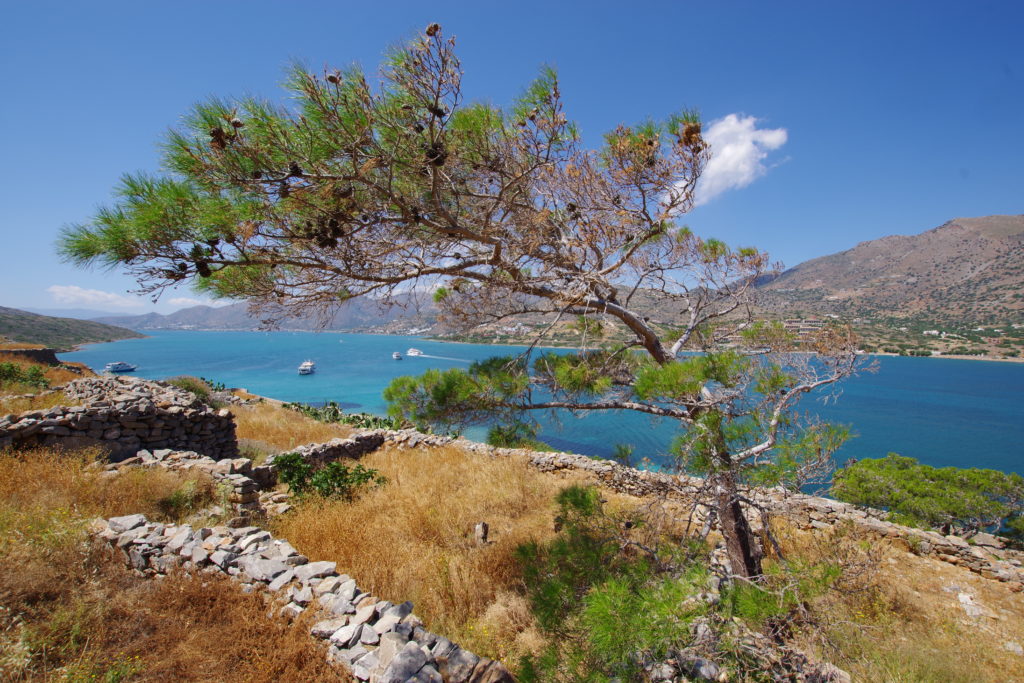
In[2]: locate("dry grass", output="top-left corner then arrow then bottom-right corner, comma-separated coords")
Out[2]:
230,402 -> 355,452
0,342 -> 44,350
778,522 -> 1024,682
0,447 -> 217,602
0,353 -> 86,395
1,542 -> 348,682
0,391 -> 80,415
273,444 -> 603,662
0,446 -> 347,682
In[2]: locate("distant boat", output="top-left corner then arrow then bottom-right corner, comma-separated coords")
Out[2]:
104,361 -> 137,373
406,348 -> 424,357
392,352 -> 403,360
298,360 -> 316,375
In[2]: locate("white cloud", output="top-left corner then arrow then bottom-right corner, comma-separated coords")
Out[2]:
47,285 -> 146,310
694,114 -> 788,206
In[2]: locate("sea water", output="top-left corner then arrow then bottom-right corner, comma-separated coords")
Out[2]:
61,331 -> 1024,475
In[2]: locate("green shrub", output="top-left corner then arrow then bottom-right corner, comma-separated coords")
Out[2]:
273,452 -> 384,500
486,421 -> 555,451
0,362 -> 50,391
165,375 -> 214,403
284,401 -> 412,430
516,485 -> 709,680
157,479 -> 213,520
832,453 -> 1024,537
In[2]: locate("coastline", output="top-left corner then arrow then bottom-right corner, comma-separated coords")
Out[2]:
867,351 -> 1024,364
63,327 -> 1024,365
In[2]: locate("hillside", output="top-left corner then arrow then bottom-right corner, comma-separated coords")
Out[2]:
95,295 -> 440,334
0,306 -> 144,350
757,215 -> 1024,322
90,215 -> 1024,339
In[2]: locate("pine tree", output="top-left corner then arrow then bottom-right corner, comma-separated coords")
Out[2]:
60,25 -> 860,578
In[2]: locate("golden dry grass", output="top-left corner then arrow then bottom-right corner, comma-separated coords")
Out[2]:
0,447 -> 216,586
0,342 -> 45,350
273,444 -> 603,661
0,446 -> 347,682
779,522 -> 1024,682
0,391 -> 80,414
230,402 -> 355,452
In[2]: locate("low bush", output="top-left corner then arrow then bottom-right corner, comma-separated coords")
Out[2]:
0,362 -> 49,395
164,375 -> 218,405
284,401 -> 411,430
273,452 -> 385,500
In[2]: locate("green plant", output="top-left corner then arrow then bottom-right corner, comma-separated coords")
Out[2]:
0,362 -> 50,391
486,421 -> 554,451
273,452 -> 384,500
60,23 -> 861,581
307,462 -> 386,500
283,401 -> 413,431
832,453 -> 1024,537
165,375 -> 213,402
157,479 -> 213,520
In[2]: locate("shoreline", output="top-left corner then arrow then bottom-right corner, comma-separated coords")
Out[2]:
58,328 -> 1024,364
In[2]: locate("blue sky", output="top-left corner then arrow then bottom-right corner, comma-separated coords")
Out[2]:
1,1 -> 1021,314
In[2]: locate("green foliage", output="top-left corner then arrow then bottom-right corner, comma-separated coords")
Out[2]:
516,485 -> 711,680
634,351 -> 746,402
832,453 -> 1024,536
748,423 -> 852,490
272,452 -> 312,493
156,479 -> 212,520
0,362 -> 50,391
308,462 -> 386,500
384,357 -> 530,429
611,443 -> 634,468
486,421 -> 554,451
284,401 -> 411,430
165,375 -> 216,403
273,451 -> 384,500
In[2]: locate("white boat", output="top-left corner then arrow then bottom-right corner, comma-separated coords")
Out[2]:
392,352 -> 403,360
104,361 -> 137,373
298,360 -> 316,375
406,348 -> 424,357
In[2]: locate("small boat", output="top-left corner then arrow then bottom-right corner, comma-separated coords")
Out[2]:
298,360 -> 316,375
392,352 -> 403,360
104,361 -> 137,373
406,348 -> 424,357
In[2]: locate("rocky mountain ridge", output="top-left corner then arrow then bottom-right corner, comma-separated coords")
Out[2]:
756,215 -> 1024,322
88,214 -> 1024,334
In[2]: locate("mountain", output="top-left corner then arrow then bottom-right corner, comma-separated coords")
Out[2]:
24,307 -> 126,320
94,296 -> 440,333
0,306 -> 145,350
756,215 -> 1024,322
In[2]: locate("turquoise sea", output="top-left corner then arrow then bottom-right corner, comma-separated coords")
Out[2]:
61,331 -> 1024,475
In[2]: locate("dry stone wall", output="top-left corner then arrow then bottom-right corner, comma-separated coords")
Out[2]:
94,514 -> 513,683
0,376 -> 238,460
370,429 -> 1024,589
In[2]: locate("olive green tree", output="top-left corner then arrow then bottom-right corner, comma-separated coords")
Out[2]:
60,25 -> 859,578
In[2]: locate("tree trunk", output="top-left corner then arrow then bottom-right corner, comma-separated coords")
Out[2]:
715,468 -> 763,579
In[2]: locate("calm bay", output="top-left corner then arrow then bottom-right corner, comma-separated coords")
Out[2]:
61,330 -> 1024,475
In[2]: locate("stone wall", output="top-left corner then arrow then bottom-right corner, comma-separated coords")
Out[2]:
0,376 -> 238,460
0,347 -> 61,365
369,428 -> 1024,588
94,514 -> 513,683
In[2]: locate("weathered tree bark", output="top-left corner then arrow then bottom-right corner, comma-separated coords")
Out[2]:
715,466 -> 763,579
